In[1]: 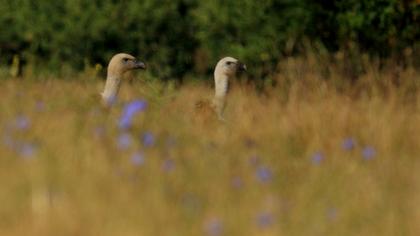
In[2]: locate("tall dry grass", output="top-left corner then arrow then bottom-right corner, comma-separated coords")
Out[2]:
0,56 -> 419,236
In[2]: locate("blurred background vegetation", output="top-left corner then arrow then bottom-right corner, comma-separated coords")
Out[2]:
0,0 -> 419,79
1,2 -> 420,235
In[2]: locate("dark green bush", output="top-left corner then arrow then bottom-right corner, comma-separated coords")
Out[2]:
192,0 -> 310,78
0,0 -> 418,79
308,0 -> 419,55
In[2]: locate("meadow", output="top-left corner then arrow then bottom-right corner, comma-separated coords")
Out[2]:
0,56 -> 419,236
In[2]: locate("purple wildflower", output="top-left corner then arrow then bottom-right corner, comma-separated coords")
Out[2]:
362,146 -> 376,160
311,152 -> 324,165
142,132 -> 155,147
256,211 -> 274,228
131,152 -> 145,166
19,143 -> 36,159
342,138 -> 355,151
117,132 -> 132,150
15,115 -> 30,130
204,218 -> 223,236
118,99 -> 147,129
256,166 -> 273,183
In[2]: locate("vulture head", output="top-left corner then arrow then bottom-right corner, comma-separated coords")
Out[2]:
101,53 -> 146,105
214,57 -> 247,78
107,53 -> 146,77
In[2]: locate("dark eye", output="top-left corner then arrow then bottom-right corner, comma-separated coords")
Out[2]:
226,61 -> 233,66
122,58 -> 129,63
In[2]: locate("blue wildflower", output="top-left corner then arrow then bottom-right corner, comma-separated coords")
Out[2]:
142,132 -> 155,147
342,138 -> 355,151
15,115 -> 30,130
131,152 -> 145,166
118,99 -> 147,129
117,133 -> 132,150
256,166 -> 273,183
204,218 -> 223,236
311,152 -> 324,165
256,211 -> 274,228
19,143 -> 36,159
362,146 -> 376,160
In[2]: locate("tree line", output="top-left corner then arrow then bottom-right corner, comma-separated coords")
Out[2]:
0,0 -> 418,79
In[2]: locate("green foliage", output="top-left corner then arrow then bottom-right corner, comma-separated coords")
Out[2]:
0,0 -> 198,78
193,0 -> 310,77
0,0 -> 418,79
310,0 -> 420,55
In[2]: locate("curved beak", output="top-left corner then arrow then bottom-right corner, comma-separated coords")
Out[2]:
134,60 -> 146,70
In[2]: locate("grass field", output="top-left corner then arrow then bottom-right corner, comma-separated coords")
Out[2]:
0,57 -> 419,236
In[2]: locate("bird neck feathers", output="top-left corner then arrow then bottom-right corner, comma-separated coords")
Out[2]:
212,73 -> 229,121
214,73 -> 229,99
102,75 -> 121,104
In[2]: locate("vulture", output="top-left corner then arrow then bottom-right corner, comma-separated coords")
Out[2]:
101,53 -> 146,105
196,57 -> 246,121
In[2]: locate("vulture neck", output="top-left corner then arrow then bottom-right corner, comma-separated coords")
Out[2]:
212,73 -> 229,120
102,73 -> 122,104
214,73 -> 228,99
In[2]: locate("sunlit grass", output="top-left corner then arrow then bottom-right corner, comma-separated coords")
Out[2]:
0,60 -> 419,236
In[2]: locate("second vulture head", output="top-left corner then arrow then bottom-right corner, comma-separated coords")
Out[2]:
107,53 -> 146,77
